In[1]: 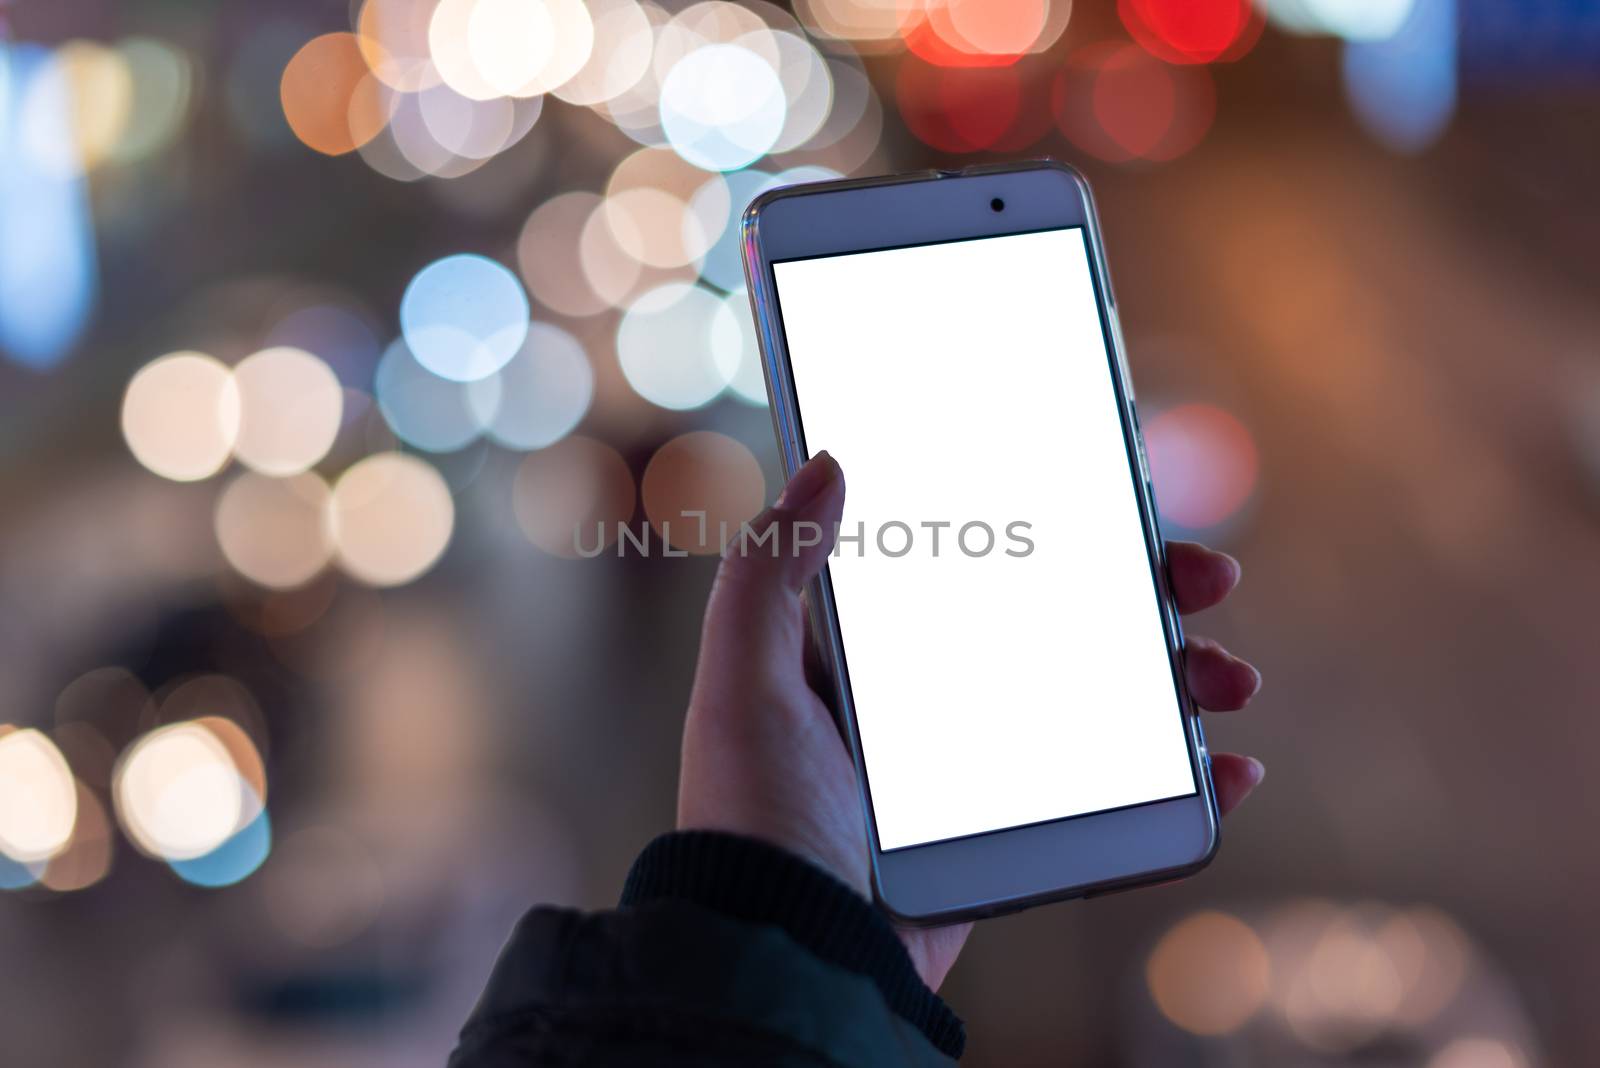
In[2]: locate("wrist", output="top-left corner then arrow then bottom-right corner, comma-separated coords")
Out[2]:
621,830 -> 965,1060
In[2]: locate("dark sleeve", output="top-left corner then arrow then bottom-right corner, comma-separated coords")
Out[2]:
448,831 -> 965,1068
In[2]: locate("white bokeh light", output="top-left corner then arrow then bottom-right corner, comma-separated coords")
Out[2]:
659,43 -> 786,171
617,282 -> 737,410
328,452 -> 456,586
114,722 -> 246,861
121,351 -> 241,482
0,728 -> 79,863
232,346 -> 344,476
466,0 -> 557,96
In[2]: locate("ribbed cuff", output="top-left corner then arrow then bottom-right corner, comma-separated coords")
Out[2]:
621,830 -> 965,1060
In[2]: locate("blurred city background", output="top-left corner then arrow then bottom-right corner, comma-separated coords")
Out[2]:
1,0 -> 1597,1065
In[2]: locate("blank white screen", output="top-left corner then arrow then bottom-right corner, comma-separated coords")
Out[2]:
771,228 -> 1196,851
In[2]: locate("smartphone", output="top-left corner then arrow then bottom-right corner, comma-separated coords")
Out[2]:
739,160 -> 1219,924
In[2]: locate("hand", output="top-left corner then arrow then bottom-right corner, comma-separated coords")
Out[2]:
678,453 -> 1264,992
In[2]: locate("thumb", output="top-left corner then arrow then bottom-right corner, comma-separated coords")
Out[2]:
698,452 -> 846,672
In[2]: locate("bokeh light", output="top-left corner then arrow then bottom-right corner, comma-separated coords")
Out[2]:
400,253 -> 530,382
111,37 -> 193,164
231,346 -> 344,476
1146,909 -> 1272,1035
0,853 -> 40,892
518,192 -> 612,316
902,0 -> 1056,67
357,0 -> 443,91
0,42 -> 97,370
39,781 -> 113,892
1257,899 -> 1479,1055
54,667 -> 155,739
1429,1038 -> 1531,1068
512,436 -> 638,556
50,722 -> 118,791
468,321 -> 595,450
1118,0 -> 1263,65
168,795 -> 270,887
0,727 -> 80,863
113,722 -> 248,861
1381,905 -> 1472,1025
463,0 -> 560,96
605,146 -> 727,268
430,0 -> 513,100
1342,0 -> 1455,154
660,44 -> 786,171
617,282 -> 738,410
54,39 -> 134,173
693,167 -> 777,292
328,452 -> 455,586
641,430 -> 765,554
1143,402 -> 1259,530
554,0 -> 655,105
214,472 -> 335,589
1053,43 -> 1216,163
794,0 -> 917,50
767,31 -> 834,152
280,32 -> 389,156
579,197 -> 647,306
1266,0 -> 1418,41
121,351 -> 241,482
416,83 -> 517,159
897,59 -> 1023,152
713,289 -> 768,405
375,335 -> 494,451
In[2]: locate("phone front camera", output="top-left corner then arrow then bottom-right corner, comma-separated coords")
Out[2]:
990,197 -> 1005,212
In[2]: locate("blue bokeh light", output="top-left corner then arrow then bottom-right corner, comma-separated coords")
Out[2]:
467,322 -> 594,451
399,254 -> 529,382
0,44 -> 97,370
1343,0 -> 1457,154
168,804 -> 271,888
376,336 -> 498,452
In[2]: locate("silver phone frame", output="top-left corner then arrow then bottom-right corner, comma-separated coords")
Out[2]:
739,159 -> 1220,925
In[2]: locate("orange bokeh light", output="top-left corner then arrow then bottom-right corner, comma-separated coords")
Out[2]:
281,32 -> 389,157
904,0 -> 1042,67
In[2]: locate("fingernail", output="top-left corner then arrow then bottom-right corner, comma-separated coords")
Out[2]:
1238,658 -> 1262,692
1221,552 -> 1242,585
777,451 -> 839,512
1245,757 -> 1265,785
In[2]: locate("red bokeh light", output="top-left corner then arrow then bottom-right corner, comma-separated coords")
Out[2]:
1117,0 -> 1264,65
897,59 -> 1022,153
1051,43 -> 1216,163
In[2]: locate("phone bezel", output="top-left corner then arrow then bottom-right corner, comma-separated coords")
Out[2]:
740,160 -> 1220,924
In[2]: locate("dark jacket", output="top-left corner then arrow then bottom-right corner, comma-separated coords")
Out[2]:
449,831 -> 965,1066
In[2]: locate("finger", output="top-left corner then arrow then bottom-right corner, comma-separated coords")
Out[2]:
1167,541 -> 1241,616
798,590 -> 839,712
1212,753 -> 1264,816
697,453 -> 846,675
1183,636 -> 1261,711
